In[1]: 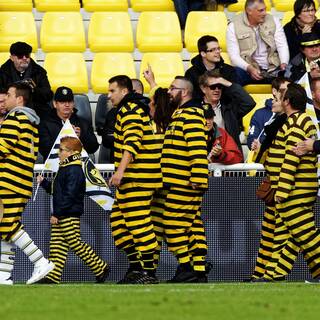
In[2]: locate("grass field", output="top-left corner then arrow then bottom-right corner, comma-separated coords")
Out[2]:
1,283 -> 320,320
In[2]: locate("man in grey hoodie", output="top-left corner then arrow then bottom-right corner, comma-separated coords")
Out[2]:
0,83 -> 53,285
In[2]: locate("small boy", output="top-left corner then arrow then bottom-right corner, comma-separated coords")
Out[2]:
36,136 -> 109,283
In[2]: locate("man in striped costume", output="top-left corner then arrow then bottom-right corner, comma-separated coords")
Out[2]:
258,83 -> 320,282
0,83 -> 54,285
161,76 -> 209,282
108,75 -> 161,284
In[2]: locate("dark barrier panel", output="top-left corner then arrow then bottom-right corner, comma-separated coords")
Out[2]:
12,176 -> 318,283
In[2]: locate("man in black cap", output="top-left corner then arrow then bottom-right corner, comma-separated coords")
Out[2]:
0,41 -> 53,119
285,32 -> 320,82
38,86 -> 98,160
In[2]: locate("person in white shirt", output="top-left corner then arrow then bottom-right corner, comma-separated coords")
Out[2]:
226,0 -> 289,86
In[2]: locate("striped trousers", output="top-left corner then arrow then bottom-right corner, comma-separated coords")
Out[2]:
46,217 -> 106,283
0,189 -> 28,241
263,189 -> 320,279
163,186 -> 207,271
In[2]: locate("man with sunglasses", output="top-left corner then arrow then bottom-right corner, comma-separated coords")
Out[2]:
0,42 -> 53,119
185,35 -> 237,99
199,70 -> 256,154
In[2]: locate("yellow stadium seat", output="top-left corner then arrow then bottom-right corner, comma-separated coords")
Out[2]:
0,0 -> 33,11
273,0 -> 317,12
136,12 -> 182,52
185,12 -> 228,52
227,0 -> 271,12
44,53 -> 88,93
88,12 -> 134,52
244,84 -> 272,94
40,12 -> 86,52
91,53 -> 136,94
281,11 -> 294,26
0,12 -> 37,52
34,0 -> 80,11
139,53 -> 184,93
242,94 -> 271,135
82,0 -> 128,11
131,0 -> 174,11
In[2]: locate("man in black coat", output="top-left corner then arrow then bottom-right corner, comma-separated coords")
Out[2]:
0,42 -> 53,119
185,35 -> 237,99
199,69 -> 256,154
39,86 -> 99,160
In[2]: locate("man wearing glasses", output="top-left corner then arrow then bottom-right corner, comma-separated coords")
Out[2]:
0,41 -> 53,119
185,35 -> 237,99
199,70 -> 256,154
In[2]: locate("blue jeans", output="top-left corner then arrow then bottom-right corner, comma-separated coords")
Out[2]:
173,0 -> 204,28
235,67 -> 274,86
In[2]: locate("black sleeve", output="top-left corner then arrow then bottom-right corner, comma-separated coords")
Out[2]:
79,119 -> 99,154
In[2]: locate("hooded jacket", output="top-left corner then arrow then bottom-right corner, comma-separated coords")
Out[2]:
185,54 -> 237,99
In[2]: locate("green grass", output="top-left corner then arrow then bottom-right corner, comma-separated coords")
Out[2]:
1,283 -> 320,320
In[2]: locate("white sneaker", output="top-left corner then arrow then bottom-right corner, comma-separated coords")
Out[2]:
27,259 -> 54,285
0,277 -> 13,285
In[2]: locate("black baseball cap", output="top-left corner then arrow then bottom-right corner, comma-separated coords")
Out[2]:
54,86 -> 74,102
10,42 -> 32,56
300,33 -> 320,47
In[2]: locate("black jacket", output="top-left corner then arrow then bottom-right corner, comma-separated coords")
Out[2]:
39,108 -> 99,159
185,54 -> 237,99
285,53 -> 309,82
101,92 -> 150,162
211,83 -> 256,153
0,59 -> 53,118
41,155 -> 85,218
284,19 -> 320,60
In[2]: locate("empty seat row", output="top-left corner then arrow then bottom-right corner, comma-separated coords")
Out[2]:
0,0 -> 174,12
0,11 -> 228,53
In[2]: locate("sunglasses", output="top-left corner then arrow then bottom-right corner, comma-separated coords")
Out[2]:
15,54 -> 30,59
208,84 -> 223,90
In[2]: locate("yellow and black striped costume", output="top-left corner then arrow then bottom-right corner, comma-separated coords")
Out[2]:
161,101 -> 208,271
262,112 -> 320,279
0,110 -> 39,241
110,98 -> 162,272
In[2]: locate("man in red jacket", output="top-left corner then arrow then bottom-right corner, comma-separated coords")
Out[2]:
204,103 -> 243,164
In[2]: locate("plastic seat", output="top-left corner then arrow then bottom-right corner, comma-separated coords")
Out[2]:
44,53 -> 88,93
136,11 -> 182,52
0,12 -> 37,52
131,0 -> 174,11
88,12 -> 134,52
242,94 -> 271,135
244,84 -> 272,94
0,0 -> 33,11
185,12 -> 228,52
281,11 -> 294,26
227,0 -> 271,12
74,94 -> 92,125
41,12 -> 85,52
273,0 -> 318,12
34,0 -> 80,11
139,53 -> 184,93
82,0 -> 128,11
98,145 -> 112,164
91,53 -> 136,94
95,94 -> 110,135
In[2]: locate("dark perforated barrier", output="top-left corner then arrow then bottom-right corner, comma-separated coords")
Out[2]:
11,173 -> 319,283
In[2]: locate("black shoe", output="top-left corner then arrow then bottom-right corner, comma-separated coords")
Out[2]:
305,278 -> 320,284
205,261 -> 213,276
251,277 -> 272,283
118,270 -> 159,285
96,264 -> 110,283
167,271 -> 199,283
34,277 -> 57,284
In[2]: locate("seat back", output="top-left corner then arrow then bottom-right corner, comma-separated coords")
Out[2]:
82,0 -> 128,11
136,11 -> 182,52
44,53 -> 88,93
88,12 -> 134,52
34,0 -> 80,11
131,0 -> 174,11
74,94 -> 92,125
0,12 -> 37,52
95,94 -> 112,135
41,12 -> 86,52
0,0 -> 33,11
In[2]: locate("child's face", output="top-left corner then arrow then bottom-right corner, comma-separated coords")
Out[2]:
59,143 -> 73,162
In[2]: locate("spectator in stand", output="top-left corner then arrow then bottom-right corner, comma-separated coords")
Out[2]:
199,69 -> 256,155
0,89 -> 7,126
185,35 -> 237,99
0,42 -> 53,119
285,32 -> 320,82
38,86 -> 98,160
284,0 -> 320,60
226,0 -> 289,86
204,103 -> 243,164
173,0 -> 205,29
247,77 -> 292,149
131,78 -> 144,95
